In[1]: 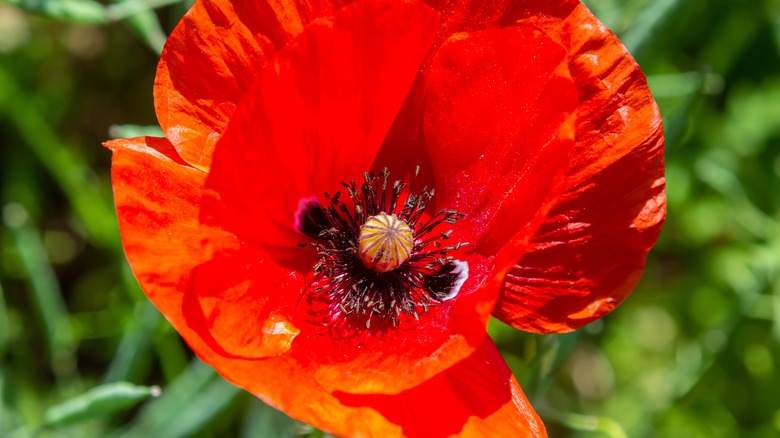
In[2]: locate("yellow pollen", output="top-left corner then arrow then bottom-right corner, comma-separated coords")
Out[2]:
358,212 -> 414,273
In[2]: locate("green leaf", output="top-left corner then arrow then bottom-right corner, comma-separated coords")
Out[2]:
5,0 -> 108,24
124,11 -> 167,55
107,0 -> 170,54
620,0 -> 684,61
143,379 -> 242,437
119,360 -> 243,438
105,0 -> 183,22
102,301 -> 161,384
43,382 -> 160,427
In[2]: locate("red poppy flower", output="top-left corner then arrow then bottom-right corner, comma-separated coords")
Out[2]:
105,0 -> 665,436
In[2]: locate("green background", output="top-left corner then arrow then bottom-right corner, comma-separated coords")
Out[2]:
1,0 -> 779,436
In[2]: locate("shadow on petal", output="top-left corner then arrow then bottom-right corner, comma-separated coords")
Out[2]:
181,245 -> 304,359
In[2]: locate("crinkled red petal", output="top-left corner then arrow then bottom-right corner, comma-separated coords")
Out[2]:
423,26 -> 577,260
335,337 -> 546,438
201,0 -> 439,266
155,0 -> 348,171
105,136 -> 232,302
491,1 -> 666,333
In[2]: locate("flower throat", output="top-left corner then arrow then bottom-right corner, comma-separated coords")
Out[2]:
296,167 -> 469,328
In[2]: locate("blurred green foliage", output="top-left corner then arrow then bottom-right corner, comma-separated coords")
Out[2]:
1,0 -> 779,437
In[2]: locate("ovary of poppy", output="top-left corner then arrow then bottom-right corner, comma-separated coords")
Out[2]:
105,0 -> 665,436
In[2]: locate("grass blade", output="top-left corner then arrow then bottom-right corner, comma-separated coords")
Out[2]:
44,382 -> 160,427
3,0 -> 108,24
620,0 -> 684,61
103,301 -> 161,384
120,360 -> 243,438
108,124 -> 164,139
3,203 -> 76,375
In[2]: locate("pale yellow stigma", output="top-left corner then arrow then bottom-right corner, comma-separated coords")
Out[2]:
358,212 -> 414,273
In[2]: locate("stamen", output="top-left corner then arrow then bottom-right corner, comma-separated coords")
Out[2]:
296,168 -> 469,328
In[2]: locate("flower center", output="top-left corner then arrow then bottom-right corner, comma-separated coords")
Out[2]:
358,212 -> 413,272
295,168 -> 469,328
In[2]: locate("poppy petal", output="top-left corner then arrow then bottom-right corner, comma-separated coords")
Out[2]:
493,1 -> 666,333
104,136 -> 240,310
423,26 -> 577,257
371,77 -> 436,189
155,0 -> 348,171
335,336 -> 546,438
202,0 -> 440,264
184,243 -> 304,359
